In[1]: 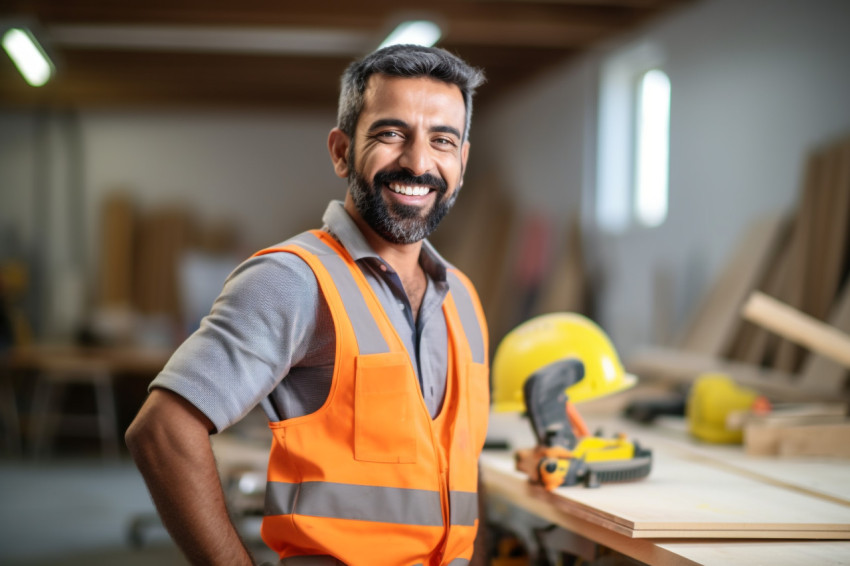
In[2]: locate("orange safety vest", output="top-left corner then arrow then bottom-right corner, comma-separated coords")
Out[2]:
253,230 -> 489,566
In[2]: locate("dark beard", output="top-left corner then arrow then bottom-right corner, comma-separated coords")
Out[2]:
349,167 -> 459,245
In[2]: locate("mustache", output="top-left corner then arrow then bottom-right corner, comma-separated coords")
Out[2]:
372,169 -> 448,194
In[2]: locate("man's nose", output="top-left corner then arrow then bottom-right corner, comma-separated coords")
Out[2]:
398,136 -> 434,177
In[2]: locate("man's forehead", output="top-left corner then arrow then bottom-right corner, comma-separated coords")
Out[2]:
361,74 -> 466,117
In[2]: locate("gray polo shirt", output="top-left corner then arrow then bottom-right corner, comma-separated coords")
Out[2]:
152,200 -> 452,431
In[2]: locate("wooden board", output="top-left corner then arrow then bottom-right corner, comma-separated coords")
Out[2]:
678,214 -> 786,356
808,138 -> 850,321
97,191 -> 135,308
625,346 -> 844,402
535,212 -> 587,316
586,413 -> 850,505
481,450 -> 850,539
742,291 -> 850,369
654,540 -> 850,566
778,423 -> 850,458
772,150 -> 821,372
800,280 -> 850,393
484,412 -> 850,564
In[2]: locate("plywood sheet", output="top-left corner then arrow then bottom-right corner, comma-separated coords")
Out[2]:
480,448 -> 850,539
655,540 -> 850,566
591,414 -> 850,505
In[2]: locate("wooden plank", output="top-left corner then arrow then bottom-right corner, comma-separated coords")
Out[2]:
654,540 -> 850,566
729,230 -> 793,365
535,212 -> 587,316
773,149 -> 822,372
741,291 -> 850,370
678,214 -> 786,356
97,191 -> 135,308
745,418 -> 848,457
585,413 -> 850,505
483,478 -> 705,566
779,423 -> 850,458
626,346 -> 843,402
808,137 -> 850,321
726,402 -> 848,430
800,280 -> 850,392
481,449 -> 850,539
486,412 -> 850,562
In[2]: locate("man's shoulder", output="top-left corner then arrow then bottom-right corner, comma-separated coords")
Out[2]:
229,242 -> 319,295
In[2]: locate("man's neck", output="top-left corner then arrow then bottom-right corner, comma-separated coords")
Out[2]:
344,196 -> 427,319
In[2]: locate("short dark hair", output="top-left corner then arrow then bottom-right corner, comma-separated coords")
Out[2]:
337,44 -> 485,143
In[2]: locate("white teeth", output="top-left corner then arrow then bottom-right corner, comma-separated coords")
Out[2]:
390,183 -> 430,196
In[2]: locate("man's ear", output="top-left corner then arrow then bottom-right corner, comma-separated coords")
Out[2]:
459,140 -> 470,185
328,128 -> 351,179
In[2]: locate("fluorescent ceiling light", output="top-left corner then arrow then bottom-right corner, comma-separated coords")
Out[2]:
2,27 -> 54,87
379,21 -> 442,49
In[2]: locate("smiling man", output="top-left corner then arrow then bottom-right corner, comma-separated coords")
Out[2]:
126,45 -> 489,566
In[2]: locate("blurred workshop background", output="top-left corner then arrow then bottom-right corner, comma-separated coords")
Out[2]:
1,0 -> 849,565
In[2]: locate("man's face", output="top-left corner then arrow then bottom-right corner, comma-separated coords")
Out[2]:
346,75 -> 469,244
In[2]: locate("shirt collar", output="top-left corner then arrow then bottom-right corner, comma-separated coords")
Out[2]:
321,200 -> 448,283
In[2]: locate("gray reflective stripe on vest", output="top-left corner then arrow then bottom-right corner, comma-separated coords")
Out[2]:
277,556 -> 344,566
265,480 -> 444,526
446,271 -> 485,364
448,559 -> 470,565
449,490 -> 478,526
287,232 -> 389,355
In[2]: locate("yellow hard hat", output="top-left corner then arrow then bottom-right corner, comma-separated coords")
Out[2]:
687,373 -> 763,444
491,312 -> 637,412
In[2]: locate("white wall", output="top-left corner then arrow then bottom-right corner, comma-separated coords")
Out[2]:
473,0 -> 850,356
0,108 -> 341,337
79,109 -> 340,248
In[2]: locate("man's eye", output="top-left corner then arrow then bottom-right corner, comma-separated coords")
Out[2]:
378,131 -> 401,139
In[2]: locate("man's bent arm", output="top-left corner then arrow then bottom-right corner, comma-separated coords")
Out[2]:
125,389 -> 254,566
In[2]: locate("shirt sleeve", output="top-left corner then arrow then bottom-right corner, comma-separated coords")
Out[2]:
150,251 -> 321,432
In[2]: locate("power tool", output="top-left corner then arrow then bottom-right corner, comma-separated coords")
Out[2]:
514,358 -> 652,489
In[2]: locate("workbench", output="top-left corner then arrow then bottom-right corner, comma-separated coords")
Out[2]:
482,411 -> 850,565
1,344 -> 171,457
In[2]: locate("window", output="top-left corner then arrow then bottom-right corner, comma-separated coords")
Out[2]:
596,42 -> 670,233
634,69 -> 671,228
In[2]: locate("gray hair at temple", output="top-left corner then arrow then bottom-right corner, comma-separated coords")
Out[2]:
337,44 -> 486,144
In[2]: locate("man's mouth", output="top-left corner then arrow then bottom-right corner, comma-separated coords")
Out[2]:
388,183 -> 432,197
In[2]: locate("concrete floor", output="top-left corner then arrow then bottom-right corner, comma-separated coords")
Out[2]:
0,457 -> 275,566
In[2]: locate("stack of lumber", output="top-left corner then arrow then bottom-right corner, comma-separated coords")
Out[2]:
629,134 -> 850,402
132,206 -> 196,319
95,191 -> 240,346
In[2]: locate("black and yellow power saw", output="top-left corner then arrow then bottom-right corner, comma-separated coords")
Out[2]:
514,359 -> 652,489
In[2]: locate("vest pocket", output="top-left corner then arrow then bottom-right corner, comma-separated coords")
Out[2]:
354,352 -> 418,463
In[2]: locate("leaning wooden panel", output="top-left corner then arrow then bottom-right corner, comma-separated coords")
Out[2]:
772,149 -> 822,372
678,214 -> 787,356
808,137 -> 850,321
729,230 -> 793,365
